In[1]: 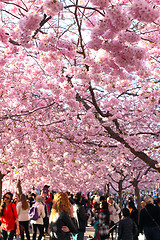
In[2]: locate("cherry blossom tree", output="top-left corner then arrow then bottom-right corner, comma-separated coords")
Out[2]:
0,0 -> 160,193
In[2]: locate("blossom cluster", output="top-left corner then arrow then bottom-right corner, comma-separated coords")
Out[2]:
90,0 -> 109,9
43,0 -> 63,16
38,34 -> 76,58
106,6 -> 131,31
38,33 -> 57,51
18,31 -> 33,48
90,6 -> 131,43
19,12 -> 42,32
118,31 -> 141,43
0,26 -> 8,44
0,54 -> 7,66
130,0 -> 159,23
18,12 -> 42,47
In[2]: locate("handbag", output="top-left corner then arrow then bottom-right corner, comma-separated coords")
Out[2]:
14,223 -> 24,235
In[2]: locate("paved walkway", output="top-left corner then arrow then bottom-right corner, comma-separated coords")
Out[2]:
28,223 -> 145,240
83,224 -> 145,240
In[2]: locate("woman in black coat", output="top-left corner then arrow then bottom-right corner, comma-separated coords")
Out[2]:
49,192 -> 77,240
127,200 -> 139,240
139,196 -> 160,240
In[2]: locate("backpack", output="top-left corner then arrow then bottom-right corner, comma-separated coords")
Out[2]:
29,204 -> 39,220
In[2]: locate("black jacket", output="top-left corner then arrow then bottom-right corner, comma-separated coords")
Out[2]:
75,203 -> 88,232
118,217 -> 138,240
130,208 -> 138,227
50,211 -> 78,240
139,204 -> 160,232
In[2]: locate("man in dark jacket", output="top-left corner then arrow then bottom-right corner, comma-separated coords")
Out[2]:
117,208 -> 138,240
72,192 -> 88,240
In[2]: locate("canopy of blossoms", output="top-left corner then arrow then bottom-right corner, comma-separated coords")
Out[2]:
0,0 -> 160,192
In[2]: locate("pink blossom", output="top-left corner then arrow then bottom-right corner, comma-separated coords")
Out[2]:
118,31 -> 141,43
0,54 -> 7,66
43,0 -> 63,16
90,0 -> 109,9
106,6 -> 131,31
0,26 -> 9,44
102,29 -> 116,40
134,47 -> 146,60
130,0 -> 159,23
19,12 -> 42,32
18,31 -> 33,48
87,39 -> 103,50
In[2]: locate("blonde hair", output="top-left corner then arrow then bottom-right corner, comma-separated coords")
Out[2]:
50,192 -> 70,218
107,197 -> 113,204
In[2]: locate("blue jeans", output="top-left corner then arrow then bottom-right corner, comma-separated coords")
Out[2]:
144,226 -> 160,240
72,231 -> 84,240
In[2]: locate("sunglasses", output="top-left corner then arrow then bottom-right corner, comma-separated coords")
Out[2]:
4,196 -> 10,200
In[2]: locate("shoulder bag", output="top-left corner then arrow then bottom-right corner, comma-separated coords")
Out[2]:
144,207 -> 160,231
11,203 -> 24,235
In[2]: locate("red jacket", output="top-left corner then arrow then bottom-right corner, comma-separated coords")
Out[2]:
1,203 -> 18,231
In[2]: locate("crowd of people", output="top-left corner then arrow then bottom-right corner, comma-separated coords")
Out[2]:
0,187 -> 160,240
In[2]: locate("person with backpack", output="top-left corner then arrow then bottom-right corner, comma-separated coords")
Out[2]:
0,192 -> 20,240
72,192 -> 88,240
30,195 -> 45,240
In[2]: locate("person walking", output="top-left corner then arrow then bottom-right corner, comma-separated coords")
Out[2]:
107,196 -> 121,240
0,192 -> 20,240
139,195 -> 160,240
30,195 -> 45,240
117,208 -> 138,240
42,188 -> 53,237
72,192 -> 88,240
97,200 -> 110,240
49,192 -> 78,240
127,200 -> 139,240
16,194 -> 30,240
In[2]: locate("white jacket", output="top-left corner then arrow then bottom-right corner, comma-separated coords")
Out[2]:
30,202 -> 45,225
108,202 -> 121,224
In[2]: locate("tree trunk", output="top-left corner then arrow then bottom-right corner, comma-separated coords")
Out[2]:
16,179 -> 22,198
104,182 -> 110,197
132,178 -> 141,224
0,172 -> 5,204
